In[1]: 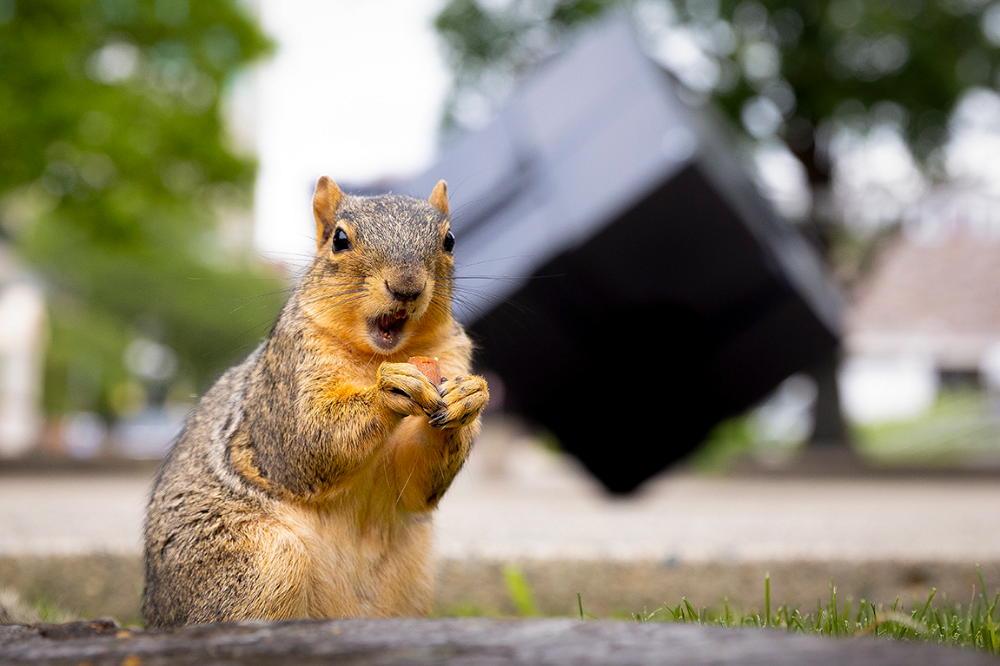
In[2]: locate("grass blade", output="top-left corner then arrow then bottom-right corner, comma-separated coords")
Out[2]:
765,573 -> 771,628
501,564 -> 538,617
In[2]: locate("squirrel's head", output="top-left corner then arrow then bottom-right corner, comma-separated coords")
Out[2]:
301,176 -> 456,356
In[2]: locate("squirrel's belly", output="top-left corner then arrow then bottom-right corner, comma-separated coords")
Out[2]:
269,502 -> 434,618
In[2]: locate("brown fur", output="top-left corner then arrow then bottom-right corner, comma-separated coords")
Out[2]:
143,179 -> 488,628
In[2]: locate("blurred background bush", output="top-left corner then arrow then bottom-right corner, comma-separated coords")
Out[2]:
0,0 -> 286,457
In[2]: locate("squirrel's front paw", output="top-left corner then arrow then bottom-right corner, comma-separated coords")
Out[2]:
428,375 -> 489,428
377,362 -> 444,418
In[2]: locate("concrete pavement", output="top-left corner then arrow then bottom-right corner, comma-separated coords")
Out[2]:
0,418 -> 999,618
3,420 -> 1000,563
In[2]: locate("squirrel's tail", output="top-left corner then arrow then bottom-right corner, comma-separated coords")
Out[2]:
0,589 -> 41,625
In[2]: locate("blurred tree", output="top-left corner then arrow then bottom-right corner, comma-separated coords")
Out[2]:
0,0 -> 284,421
436,0 -> 1000,248
434,0 -> 1000,446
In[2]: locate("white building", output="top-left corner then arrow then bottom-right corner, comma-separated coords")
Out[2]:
0,242 -> 47,456
843,187 -> 1000,423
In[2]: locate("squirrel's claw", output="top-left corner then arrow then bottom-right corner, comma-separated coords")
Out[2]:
429,375 -> 489,429
377,362 -> 444,417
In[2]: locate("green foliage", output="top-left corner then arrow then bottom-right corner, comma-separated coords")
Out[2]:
708,0 -> 993,160
0,0 -> 285,418
0,0 -> 270,240
685,415 -> 757,471
436,0 -> 525,70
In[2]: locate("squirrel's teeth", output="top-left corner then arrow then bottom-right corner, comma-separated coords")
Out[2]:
373,311 -> 407,350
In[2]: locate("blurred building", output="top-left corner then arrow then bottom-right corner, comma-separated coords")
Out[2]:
843,186 -> 1000,423
0,242 -> 47,456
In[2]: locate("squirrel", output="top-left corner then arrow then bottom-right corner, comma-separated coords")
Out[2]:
142,178 -> 489,628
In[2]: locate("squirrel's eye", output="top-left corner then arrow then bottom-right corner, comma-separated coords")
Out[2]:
332,228 -> 351,253
443,230 -> 455,253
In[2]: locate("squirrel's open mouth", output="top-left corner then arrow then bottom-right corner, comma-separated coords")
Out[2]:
370,309 -> 408,351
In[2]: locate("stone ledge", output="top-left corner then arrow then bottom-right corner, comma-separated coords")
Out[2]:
0,617 -> 995,666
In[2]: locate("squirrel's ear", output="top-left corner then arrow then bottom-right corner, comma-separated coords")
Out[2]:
313,176 -> 344,249
429,180 -> 449,217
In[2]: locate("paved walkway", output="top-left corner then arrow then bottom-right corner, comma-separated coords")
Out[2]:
1,419 -> 1000,563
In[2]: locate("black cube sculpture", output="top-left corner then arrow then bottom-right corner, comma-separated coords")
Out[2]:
398,19 -> 841,493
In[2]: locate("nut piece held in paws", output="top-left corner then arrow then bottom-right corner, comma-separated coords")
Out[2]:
408,356 -> 441,386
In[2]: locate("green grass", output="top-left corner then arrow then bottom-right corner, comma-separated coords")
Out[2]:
686,388 -> 1000,471
854,389 -> 1000,465
437,565 -> 1000,655
575,569 -> 1000,656
685,416 -> 756,472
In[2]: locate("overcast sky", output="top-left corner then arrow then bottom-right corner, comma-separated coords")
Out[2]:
250,0 -> 449,260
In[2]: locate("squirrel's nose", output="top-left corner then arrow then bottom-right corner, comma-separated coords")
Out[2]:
385,279 -> 425,303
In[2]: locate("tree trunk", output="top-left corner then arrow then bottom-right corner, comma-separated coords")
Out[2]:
806,347 -> 849,447
787,124 -> 850,449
